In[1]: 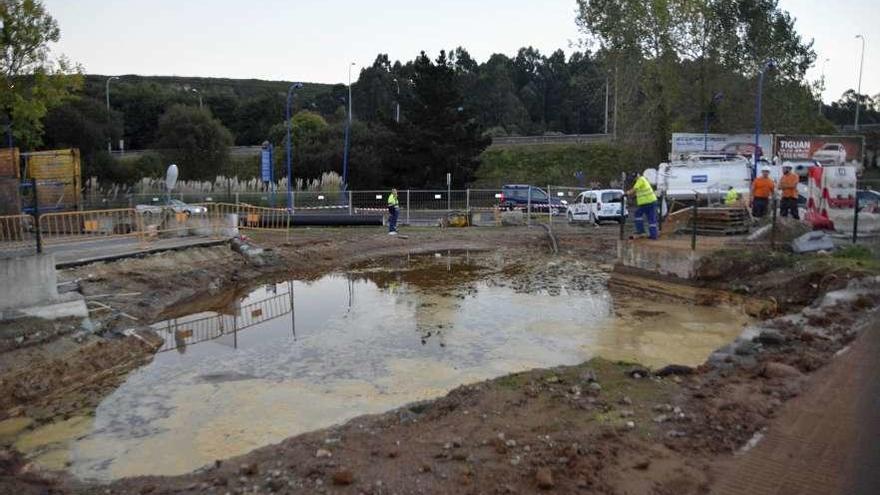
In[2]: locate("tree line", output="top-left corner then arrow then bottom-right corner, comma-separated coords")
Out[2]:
3,0 -> 879,190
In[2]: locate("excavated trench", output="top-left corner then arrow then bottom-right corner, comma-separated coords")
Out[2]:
8,250 -> 753,481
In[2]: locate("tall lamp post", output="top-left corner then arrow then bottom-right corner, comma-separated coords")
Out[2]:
753,60 -> 777,177
703,92 -> 723,151
191,88 -> 203,110
342,62 -> 355,190
285,82 -> 304,210
342,96 -> 350,190
105,76 -> 119,152
393,77 -> 400,123
854,35 -> 865,130
819,58 -> 830,115
348,62 -> 355,122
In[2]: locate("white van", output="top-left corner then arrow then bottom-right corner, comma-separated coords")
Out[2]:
567,189 -> 628,224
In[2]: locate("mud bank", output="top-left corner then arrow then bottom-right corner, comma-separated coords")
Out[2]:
0,226 -> 877,494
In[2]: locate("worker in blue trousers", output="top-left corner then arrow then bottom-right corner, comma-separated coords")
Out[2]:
626,172 -> 659,240
387,188 -> 399,235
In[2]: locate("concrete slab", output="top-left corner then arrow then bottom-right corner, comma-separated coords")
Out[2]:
616,240 -> 706,279
0,254 -> 58,311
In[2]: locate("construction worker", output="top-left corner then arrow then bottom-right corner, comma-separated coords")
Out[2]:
778,164 -> 800,219
724,186 -> 739,206
387,188 -> 400,235
750,166 -> 775,218
626,172 -> 658,240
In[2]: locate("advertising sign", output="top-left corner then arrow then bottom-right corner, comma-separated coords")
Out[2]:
773,135 -> 864,167
260,148 -> 272,183
670,133 -> 773,160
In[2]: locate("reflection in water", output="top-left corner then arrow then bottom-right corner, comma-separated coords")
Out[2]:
155,281 -> 297,353
53,253 -> 749,481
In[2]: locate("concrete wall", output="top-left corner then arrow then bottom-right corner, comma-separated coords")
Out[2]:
617,241 -> 704,279
0,254 -> 58,310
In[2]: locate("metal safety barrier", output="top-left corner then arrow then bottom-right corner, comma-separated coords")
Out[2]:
0,214 -> 36,254
38,208 -> 142,246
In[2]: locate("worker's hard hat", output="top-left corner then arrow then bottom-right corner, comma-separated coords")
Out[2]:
782,163 -> 792,169
760,166 -> 771,172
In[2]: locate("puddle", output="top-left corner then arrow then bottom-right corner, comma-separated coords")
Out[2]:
34,253 -> 749,480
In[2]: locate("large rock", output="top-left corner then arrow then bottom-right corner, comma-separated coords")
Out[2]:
761,362 -> 803,379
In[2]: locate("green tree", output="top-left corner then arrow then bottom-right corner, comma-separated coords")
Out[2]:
154,104 -> 234,180
0,0 -> 82,149
392,51 -> 490,187
42,96 -> 123,178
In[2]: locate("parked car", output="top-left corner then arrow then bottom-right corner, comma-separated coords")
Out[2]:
167,199 -> 207,215
499,185 -> 565,213
858,189 -> 880,213
135,199 -> 207,216
567,189 -> 627,224
720,142 -> 761,158
811,143 -> 847,165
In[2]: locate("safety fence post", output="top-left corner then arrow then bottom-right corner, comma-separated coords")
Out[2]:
466,189 -> 470,215
406,190 -> 411,226
33,181 -> 42,254
619,196 -> 626,241
547,184 -> 552,228
348,190 -> 353,216
527,186 -> 532,227
852,179 -> 859,244
691,199 -> 698,251
770,196 -> 778,250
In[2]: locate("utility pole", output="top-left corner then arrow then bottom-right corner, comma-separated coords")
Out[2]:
393,78 -> 401,123
604,77 -> 609,135
819,58 -> 830,116
854,35 -> 865,130
105,76 -> 119,152
612,66 -> 618,139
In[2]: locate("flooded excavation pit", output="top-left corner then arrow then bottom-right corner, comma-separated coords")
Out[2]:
48,252 -> 750,480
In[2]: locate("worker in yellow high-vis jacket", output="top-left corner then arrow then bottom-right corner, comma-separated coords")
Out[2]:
626,172 -> 658,240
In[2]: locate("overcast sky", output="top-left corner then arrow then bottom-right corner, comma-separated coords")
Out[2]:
45,0 -> 876,103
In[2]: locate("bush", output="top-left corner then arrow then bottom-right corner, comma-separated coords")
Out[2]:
474,142 -> 639,187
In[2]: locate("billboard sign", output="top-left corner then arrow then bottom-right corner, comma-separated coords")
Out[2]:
260,147 -> 272,183
773,135 -> 864,168
670,133 -> 773,160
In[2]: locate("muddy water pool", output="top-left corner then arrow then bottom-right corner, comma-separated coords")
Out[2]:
21,253 -> 751,480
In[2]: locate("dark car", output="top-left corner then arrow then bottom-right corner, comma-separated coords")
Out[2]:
858,189 -> 880,213
499,185 -> 565,213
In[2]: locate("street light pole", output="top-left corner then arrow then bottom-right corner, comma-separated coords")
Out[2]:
348,62 -> 355,123
285,82 -> 304,210
855,35 -> 865,130
396,79 -> 402,123
342,96 -> 350,190
105,76 -> 119,152
754,60 -> 776,177
819,58 -> 830,115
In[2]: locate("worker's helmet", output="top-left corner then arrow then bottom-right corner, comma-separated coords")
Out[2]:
760,166 -> 771,173
782,164 -> 792,169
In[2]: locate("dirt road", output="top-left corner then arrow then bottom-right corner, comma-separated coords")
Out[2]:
712,316 -> 880,495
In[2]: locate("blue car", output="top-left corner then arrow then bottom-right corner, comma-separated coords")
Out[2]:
499,185 -> 565,213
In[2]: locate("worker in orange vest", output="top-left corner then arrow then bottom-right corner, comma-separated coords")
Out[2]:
778,164 -> 800,219
750,166 -> 775,218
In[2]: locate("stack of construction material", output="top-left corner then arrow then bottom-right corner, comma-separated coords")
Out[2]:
665,207 -> 750,236
0,148 -> 20,216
